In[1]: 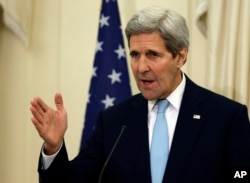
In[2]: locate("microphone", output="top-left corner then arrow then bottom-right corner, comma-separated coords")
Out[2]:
98,125 -> 127,183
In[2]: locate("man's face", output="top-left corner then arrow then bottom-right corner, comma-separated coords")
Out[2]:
129,32 -> 187,100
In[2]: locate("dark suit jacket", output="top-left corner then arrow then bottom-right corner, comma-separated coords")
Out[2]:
39,76 -> 250,183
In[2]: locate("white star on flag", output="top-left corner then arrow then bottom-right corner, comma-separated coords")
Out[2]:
99,14 -> 110,28
114,44 -> 126,59
92,67 -> 97,77
101,94 -> 115,109
108,69 -> 122,84
87,93 -> 91,103
96,41 -> 103,53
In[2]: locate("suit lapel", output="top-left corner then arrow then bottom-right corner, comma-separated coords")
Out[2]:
164,77 -> 208,183
124,95 -> 152,182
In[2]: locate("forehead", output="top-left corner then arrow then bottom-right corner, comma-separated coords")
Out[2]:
129,32 -> 166,51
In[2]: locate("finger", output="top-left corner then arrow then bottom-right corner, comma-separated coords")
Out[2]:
36,97 -> 50,113
54,92 -> 64,111
30,105 -> 44,125
31,116 -> 45,137
30,98 -> 46,120
31,116 -> 43,129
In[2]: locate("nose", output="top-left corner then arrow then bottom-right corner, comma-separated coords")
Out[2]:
138,57 -> 150,74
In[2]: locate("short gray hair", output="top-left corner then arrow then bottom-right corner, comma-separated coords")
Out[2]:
125,6 -> 189,58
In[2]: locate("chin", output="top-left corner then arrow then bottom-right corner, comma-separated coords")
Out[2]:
141,93 -> 158,100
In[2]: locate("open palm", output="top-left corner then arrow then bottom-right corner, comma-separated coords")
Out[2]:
30,93 -> 68,154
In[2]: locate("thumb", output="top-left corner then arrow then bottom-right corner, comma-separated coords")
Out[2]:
54,92 -> 64,111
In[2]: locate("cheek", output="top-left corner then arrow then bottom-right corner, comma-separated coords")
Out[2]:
153,63 -> 169,77
158,73 -> 170,87
155,65 -> 173,85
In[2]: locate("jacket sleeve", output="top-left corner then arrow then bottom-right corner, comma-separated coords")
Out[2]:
38,142 -> 71,183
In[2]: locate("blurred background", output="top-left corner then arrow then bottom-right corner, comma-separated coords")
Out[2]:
0,0 -> 249,182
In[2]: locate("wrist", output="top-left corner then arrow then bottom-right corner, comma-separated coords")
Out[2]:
44,141 -> 63,155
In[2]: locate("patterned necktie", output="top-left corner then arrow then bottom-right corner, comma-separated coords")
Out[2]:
150,99 -> 170,183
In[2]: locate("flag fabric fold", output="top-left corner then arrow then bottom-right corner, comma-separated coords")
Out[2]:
80,0 -> 131,149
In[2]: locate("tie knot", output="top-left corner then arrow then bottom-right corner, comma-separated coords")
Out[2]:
157,99 -> 169,113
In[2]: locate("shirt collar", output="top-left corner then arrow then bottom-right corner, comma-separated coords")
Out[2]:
148,73 -> 186,111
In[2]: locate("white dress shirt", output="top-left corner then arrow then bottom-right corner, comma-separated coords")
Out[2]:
148,74 -> 186,150
42,74 -> 186,169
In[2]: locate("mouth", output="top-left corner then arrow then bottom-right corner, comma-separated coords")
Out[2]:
142,79 -> 153,84
139,79 -> 155,88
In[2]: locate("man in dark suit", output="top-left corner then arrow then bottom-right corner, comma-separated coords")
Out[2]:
30,6 -> 250,183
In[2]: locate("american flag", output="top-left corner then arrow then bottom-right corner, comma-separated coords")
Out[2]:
80,0 -> 132,149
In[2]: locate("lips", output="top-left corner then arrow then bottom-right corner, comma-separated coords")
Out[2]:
142,79 -> 153,84
139,79 -> 155,88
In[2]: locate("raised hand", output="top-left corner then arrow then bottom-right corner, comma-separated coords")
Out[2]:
30,93 -> 68,155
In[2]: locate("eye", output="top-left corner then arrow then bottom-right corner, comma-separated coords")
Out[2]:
130,51 -> 139,58
147,50 -> 159,58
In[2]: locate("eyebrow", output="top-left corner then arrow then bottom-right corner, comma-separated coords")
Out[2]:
129,50 -> 139,55
146,49 -> 163,56
147,49 -> 158,54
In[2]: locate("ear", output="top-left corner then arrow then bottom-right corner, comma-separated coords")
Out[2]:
177,47 -> 188,67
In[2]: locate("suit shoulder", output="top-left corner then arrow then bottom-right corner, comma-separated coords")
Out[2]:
193,83 -> 246,112
185,76 -> 247,110
201,86 -> 243,106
